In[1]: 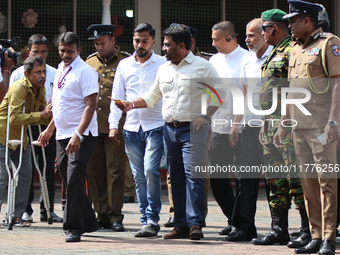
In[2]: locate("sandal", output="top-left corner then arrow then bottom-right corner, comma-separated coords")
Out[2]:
1,218 -> 31,227
13,218 -> 31,227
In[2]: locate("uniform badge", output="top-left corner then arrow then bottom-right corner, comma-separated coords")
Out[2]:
112,68 -> 116,71
332,44 -> 340,56
94,30 -> 97,36
307,47 -> 320,56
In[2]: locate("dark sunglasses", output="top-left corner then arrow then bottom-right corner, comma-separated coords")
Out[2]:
262,23 -> 281,32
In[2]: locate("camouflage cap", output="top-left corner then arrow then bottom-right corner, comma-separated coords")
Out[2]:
261,9 -> 289,23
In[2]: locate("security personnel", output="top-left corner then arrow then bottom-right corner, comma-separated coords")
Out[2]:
275,1 -> 340,254
163,23 -> 211,228
251,9 -> 308,247
86,24 -> 130,232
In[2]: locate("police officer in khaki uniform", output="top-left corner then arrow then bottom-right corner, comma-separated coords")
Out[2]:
274,1 -> 340,254
86,24 -> 130,232
163,23 -> 211,228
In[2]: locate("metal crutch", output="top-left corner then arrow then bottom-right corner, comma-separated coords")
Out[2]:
28,125 -> 53,225
5,102 -> 25,230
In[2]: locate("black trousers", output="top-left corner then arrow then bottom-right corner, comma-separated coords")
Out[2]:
26,125 -> 56,214
233,125 -> 263,233
57,133 -> 97,235
209,132 -> 241,225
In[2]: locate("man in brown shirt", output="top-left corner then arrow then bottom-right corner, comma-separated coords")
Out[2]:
86,24 -> 130,232
275,1 -> 340,254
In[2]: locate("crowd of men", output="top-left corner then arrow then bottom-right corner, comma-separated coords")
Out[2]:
0,0 -> 339,254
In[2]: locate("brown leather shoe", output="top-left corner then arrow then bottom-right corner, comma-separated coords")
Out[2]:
190,225 -> 203,240
163,226 -> 190,239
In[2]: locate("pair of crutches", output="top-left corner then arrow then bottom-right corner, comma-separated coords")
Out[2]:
5,102 -> 52,230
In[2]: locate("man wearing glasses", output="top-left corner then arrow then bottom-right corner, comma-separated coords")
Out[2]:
251,9 -> 308,247
9,34 -> 62,224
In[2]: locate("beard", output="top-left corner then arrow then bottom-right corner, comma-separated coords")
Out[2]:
136,48 -> 149,58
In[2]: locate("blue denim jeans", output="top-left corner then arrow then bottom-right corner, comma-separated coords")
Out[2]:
163,123 -> 207,228
123,126 -> 164,225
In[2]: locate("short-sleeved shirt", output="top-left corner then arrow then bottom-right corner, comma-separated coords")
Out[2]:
260,35 -> 292,135
52,55 -> 98,140
240,45 -> 273,123
209,45 -> 249,134
9,64 -> 56,102
85,46 -> 130,133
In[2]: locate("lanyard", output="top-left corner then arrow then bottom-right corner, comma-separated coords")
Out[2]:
58,66 -> 72,89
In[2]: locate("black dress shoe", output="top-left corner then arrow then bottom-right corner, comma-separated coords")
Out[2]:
112,221 -> 125,232
225,230 -> 257,241
40,210 -> 63,223
123,196 -> 135,203
65,233 -> 81,242
318,239 -> 335,255
164,217 -> 175,227
97,219 -> 111,229
290,230 -> 301,237
294,238 -> 322,254
219,225 -> 234,235
287,232 -> 311,248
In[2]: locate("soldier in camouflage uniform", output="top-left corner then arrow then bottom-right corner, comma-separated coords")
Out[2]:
85,24 -> 130,232
251,9 -> 309,248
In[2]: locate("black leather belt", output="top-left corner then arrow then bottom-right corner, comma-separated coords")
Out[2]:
167,121 -> 191,128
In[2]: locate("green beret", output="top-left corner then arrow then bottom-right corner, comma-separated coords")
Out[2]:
261,9 -> 288,23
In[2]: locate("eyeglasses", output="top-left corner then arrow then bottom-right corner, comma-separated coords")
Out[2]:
262,23 -> 281,32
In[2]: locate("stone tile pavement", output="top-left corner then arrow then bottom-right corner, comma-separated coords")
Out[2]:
0,188 -> 339,255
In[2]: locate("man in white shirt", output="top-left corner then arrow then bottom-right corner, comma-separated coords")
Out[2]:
9,34 -> 61,224
38,32 -> 98,242
109,23 -> 166,237
227,18 -> 272,241
116,24 -> 225,240
209,20 -> 248,236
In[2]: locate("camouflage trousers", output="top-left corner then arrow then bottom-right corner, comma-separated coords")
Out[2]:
263,127 -> 304,210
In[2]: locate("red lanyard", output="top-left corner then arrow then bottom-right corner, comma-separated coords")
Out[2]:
58,66 -> 72,89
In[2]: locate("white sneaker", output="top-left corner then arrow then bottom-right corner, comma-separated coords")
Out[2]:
22,212 -> 33,223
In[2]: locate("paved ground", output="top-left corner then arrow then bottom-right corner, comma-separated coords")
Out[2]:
0,187 -> 339,255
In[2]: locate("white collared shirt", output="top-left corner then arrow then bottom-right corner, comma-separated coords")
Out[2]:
52,55 -> 98,140
109,51 -> 166,132
209,45 -> 249,134
142,51 -> 226,123
9,64 -> 56,102
241,45 -> 273,123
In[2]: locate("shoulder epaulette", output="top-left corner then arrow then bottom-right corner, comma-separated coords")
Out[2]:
200,51 -> 213,56
86,52 -> 98,59
121,51 -> 131,56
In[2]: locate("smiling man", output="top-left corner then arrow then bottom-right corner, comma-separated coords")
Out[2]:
109,22 -> 166,237
85,24 -> 130,233
0,56 -> 52,227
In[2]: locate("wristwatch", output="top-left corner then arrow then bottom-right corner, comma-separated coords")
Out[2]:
328,119 -> 338,127
201,115 -> 209,121
74,130 -> 85,143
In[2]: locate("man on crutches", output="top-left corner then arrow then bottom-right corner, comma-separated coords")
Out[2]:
0,56 -> 52,228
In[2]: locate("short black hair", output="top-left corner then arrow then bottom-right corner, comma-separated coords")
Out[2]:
57,32 -> 80,49
28,34 -> 48,50
134,23 -> 155,38
212,21 -> 236,35
163,24 -> 191,50
300,14 -> 318,28
24,56 -> 45,74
